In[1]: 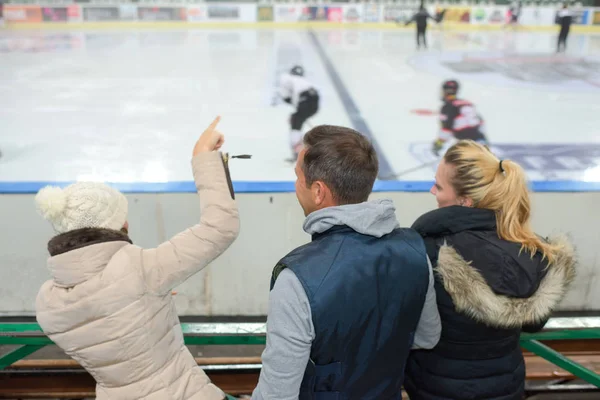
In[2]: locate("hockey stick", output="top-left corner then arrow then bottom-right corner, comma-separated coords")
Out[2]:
380,160 -> 438,180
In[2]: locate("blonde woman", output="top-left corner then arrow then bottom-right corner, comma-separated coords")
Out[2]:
404,140 -> 576,400
34,117 -> 239,400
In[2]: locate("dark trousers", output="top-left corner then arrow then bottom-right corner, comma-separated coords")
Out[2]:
291,90 -> 319,131
557,25 -> 570,52
417,25 -> 427,48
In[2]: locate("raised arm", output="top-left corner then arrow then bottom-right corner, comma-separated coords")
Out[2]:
141,117 -> 240,294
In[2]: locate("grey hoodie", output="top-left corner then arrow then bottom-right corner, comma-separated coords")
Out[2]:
302,198 -> 400,237
252,199 -> 441,400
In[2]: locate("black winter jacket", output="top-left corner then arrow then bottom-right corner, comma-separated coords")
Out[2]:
404,206 -> 576,400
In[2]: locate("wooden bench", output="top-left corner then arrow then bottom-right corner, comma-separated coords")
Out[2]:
1,317 -> 599,397
525,353 -> 600,380
1,352 -> 599,398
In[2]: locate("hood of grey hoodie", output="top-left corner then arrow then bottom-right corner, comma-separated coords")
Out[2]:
303,199 -> 400,238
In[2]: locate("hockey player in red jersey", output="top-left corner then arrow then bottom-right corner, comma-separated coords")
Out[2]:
432,80 -> 488,156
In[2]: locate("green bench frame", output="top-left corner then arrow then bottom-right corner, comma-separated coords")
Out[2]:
1,318 -> 599,388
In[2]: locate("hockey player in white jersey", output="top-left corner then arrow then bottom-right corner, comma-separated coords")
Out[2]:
273,66 -> 320,162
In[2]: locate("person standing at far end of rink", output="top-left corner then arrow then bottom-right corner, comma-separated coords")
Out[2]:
272,65 -> 320,162
252,125 -> 441,400
556,3 -> 572,53
34,117 -> 240,400
432,79 -> 488,156
507,1 -> 522,28
405,4 -> 437,49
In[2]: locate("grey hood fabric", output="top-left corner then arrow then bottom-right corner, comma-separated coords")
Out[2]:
303,199 -> 400,237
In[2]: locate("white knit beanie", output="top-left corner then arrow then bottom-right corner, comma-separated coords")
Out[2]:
35,182 -> 129,234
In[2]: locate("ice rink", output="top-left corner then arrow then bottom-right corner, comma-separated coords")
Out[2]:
1,27 -> 600,189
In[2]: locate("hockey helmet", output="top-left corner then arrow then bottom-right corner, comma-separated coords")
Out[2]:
442,79 -> 460,95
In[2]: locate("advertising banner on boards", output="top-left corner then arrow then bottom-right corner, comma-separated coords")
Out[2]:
83,6 -> 120,22
257,5 -> 274,22
519,7 -> 555,25
383,5 -> 419,23
41,6 -> 69,22
207,5 -> 239,20
362,4 -> 380,22
138,7 -> 187,21
470,6 -> 508,25
119,4 -> 136,20
274,5 -> 306,22
306,6 -> 329,21
4,5 -> 43,23
570,8 -> 590,25
187,5 -> 206,22
442,6 -> 471,23
342,4 -> 362,23
207,4 -> 256,22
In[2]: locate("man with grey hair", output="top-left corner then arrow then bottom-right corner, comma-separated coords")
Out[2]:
252,125 -> 441,400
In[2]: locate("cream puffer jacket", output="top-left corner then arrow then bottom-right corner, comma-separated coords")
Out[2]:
36,152 -> 240,400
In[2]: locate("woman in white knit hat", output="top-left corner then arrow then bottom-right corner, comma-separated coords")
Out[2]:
34,117 -> 239,400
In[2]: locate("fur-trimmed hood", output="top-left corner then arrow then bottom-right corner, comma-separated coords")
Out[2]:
436,235 -> 576,328
46,228 -> 132,287
413,206 -> 577,329
48,227 -> 132,256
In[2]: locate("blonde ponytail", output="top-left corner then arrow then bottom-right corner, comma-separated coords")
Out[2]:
444,141 -> 562,263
